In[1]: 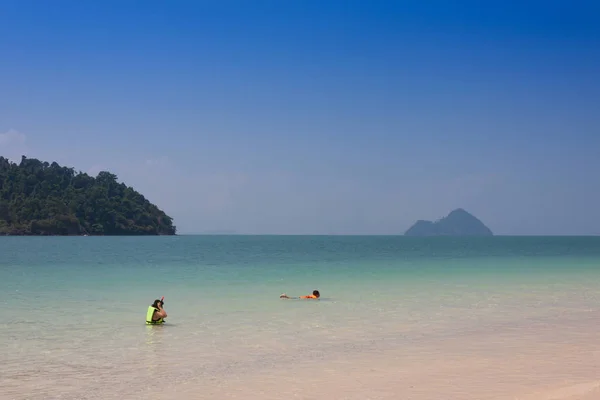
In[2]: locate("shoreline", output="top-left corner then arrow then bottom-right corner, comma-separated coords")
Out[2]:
149,316 -> 600,400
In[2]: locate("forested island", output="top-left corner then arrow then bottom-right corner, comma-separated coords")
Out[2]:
404,208 -> 493,236
0,156 -> 176,236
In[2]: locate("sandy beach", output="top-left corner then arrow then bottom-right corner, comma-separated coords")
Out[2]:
150,310 -> 600,400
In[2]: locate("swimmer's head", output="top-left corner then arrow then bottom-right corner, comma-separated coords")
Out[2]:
312,290 -> 320,298
152,299 -> 163,308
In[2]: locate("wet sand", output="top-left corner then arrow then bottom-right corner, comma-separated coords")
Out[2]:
153,312 -> 600,400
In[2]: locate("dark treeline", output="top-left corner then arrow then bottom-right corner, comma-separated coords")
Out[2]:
0,156 -> 176,236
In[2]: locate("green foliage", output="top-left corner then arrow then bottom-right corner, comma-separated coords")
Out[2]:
0,155 -> 176,236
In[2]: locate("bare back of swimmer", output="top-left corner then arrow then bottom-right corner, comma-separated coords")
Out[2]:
280,290 -> 320,299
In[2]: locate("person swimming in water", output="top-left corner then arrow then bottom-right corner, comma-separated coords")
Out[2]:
280,290 -> 320,299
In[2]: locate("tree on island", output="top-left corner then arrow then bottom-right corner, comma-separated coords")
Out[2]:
0,155 -> 176,236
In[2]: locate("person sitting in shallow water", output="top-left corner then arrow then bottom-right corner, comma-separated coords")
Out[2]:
280,290 -> 320,299
146,298 -> 167,325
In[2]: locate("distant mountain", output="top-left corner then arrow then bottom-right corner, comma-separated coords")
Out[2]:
404,208 -> 493,236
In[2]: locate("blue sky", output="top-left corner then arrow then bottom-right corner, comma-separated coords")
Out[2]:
1,0 -> 599,235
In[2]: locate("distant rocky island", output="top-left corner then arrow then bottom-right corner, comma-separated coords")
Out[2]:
404,208 -> 493,236
0,155 -> 176,236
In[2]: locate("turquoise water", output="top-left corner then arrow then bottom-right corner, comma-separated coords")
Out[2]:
2,235 -> 600,399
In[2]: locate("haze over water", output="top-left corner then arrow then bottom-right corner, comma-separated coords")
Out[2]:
2,235 -> 600,399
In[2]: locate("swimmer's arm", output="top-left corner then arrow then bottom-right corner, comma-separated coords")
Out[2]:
155,304 -> 167,319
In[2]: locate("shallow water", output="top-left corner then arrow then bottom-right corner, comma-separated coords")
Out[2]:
1,235 -> 600,399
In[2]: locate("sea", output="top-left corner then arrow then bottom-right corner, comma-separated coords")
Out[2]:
1,235 -> 600,400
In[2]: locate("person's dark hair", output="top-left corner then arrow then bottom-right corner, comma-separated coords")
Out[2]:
152,299 -> 163,308
313,290 -> 320,297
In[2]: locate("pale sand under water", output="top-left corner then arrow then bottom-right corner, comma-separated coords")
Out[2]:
149,312 -> 600,400
4,308 -> 598,400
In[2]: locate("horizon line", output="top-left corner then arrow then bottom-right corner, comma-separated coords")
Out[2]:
175,233 -> 600,237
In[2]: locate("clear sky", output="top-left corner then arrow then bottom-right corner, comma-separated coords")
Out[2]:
1,0 -> 599,235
